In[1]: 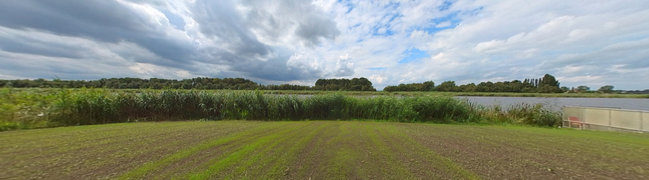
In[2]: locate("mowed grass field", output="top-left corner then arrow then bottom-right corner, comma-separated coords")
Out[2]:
1,121 -> 648,179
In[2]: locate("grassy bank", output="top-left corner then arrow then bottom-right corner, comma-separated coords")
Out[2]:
1,121 -> 648,179
1,88 -> 560,130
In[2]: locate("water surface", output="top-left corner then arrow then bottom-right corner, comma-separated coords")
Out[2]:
456,96 -> 649,111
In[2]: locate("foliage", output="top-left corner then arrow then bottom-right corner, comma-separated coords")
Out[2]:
0,77 -> 259,90
313,77 -> 376,91
1,77 -> 377,91
384,81 -> 434,92
576,85 -> 591,93
0,88 -> 563,130
477,103 -> 562,127
598,85 -> 614,93
385,74 -> 565,93
436,81 -> 459,92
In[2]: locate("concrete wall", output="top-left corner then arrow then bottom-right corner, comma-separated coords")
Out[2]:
642,112 -> 649,132
563,106 -> 649,133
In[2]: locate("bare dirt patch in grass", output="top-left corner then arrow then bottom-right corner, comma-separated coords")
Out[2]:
400,124 -> 649,179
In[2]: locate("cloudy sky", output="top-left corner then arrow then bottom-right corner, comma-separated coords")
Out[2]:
1,0 -> 648,90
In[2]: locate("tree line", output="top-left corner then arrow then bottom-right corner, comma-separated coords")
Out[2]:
0,77 -> 377,91
1,74 -> 631,93
0,77 -> 259,90
313,77 -> 376,91
384,74 -> 564,93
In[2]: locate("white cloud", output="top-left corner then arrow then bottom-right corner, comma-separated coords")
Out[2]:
1,0 -> 649,90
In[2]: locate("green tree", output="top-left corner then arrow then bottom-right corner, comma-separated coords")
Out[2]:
597,85 -> 614,93
422,81 -> 435,91
576,85 -> 590,93
560,86 -> 569,92
436,81 -> 458,92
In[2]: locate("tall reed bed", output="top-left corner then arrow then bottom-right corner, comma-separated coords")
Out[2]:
0,88 -> 561,130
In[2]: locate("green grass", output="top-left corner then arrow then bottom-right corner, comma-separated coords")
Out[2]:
2,121 -> 648,179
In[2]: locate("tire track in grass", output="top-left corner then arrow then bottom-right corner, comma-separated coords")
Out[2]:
186,122 -> 310,180
288,121 -> 342,179
142,122 -> 301,179
119,122 -> 291,179
318,121 -> 398,179
362,122 -> 414,179
1,122 -> 196,157
205,123 -> 314,179
324,121 -> 364,179
381,123 -> 479,179
263,122 -> 330,178
224,122 -> 329,179
2,122 -> 260,180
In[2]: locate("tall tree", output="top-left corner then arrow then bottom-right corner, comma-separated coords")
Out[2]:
597,85 -> 614,93
576,85 -> 590,93
436,81 -> 458,92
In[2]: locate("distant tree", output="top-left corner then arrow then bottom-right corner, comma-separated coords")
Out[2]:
597,85 -> 614,93
560,86 -> 569,92
383,81 -> 434,92
458,83 -> 477,92
435,81 -> 458,92
576,85 -> 590,93
476,82 -> 494,92
537,74 -> 562,93
422,81 -> 435,91
314,77 -> 375,91
539,74 -> 559,87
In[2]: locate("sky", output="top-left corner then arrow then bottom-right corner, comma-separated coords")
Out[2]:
1,0 -> 648,90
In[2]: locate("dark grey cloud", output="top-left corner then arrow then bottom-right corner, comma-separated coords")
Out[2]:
190,0 -> 338,81
0,33 -> 84,59
0,0 -> 340,81
296,19 -> 340,46
0,0 -> 141,41
239,0 -> 340,46
0,0 -> 195,68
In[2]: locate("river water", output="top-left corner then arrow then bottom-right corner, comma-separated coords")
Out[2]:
455,96 -> 649,111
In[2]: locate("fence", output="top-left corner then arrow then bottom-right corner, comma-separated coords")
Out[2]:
563,106 -> 649,133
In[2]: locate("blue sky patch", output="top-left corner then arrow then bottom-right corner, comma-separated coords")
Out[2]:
399,48 -> 430,64
438,0 -> 455,11
370,3 -> 401,37
371,26 -> 395,36
162,10 -> 185,30
337,0 -> 354,14
421,11 -> 461,34
368,67 -> 386,71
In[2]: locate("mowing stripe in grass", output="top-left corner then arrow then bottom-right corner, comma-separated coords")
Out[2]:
119,122 -> 289,179
259,122 -> 330,178
324,122 -> 360,179
151,123 -> 300,179
223,123 -> 315,178
225,122 -> 329,179
187,122 -> 310,180
12,122 -> 249,160
363,123 -> 414,178
382,124 -> 479,179
373,123 -> 453,178
289,122 -> 341,178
